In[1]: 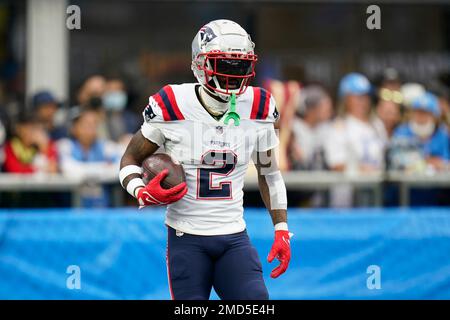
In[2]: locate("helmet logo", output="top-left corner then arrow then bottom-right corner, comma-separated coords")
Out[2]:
199,26 -> 217,47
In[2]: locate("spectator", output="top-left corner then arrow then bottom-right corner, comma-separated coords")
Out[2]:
391,92 -> 450,206
324,73 -> 385,173
401,83 -> 426,108
102,77 -> 139,145
74,75 -> 110,141
58,108 -> 121,207
393,92 -> 449,171
32,90 -> 67,140
372,68 -> 403,142
429,82 -> 450,131
290,85 -> 332,170
373,90 -> 403,143
323,73 -> 385,207
76,75 -> 107,109
374,78 -> 403,144
374,67 -> 402,91
74,75 -> 139,147
3,114 -> 58,174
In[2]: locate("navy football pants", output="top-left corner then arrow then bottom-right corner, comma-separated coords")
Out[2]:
166,226 -> 269,300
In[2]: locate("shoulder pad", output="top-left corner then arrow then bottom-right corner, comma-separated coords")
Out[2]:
249,87 -> 278,122
143,85 -> 184,122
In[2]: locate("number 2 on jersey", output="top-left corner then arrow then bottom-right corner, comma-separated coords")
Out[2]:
197,150 -> 237,200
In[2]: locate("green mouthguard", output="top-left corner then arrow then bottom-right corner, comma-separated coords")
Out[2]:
224,93 -> 240,126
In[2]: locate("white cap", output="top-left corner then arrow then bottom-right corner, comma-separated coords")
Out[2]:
401,83 -> 426,108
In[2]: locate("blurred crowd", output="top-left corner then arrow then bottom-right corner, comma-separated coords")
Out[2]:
0,75 -> 140,206
0,69 -> 449,207
266,68 -> 450,207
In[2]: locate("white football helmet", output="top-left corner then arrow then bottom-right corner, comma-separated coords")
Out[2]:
191,19 -> 257,101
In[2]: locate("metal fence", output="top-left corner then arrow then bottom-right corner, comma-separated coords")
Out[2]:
1,171 -> 449,207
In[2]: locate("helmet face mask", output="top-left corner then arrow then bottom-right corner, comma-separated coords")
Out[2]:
191,20 -> 257,100
199,52 -> 257,96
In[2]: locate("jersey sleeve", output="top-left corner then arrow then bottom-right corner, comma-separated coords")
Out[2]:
254,93 -> 280,152
141,95 -> 166,146
140,85 -> 184,146
265,93 -> 280,123
249,87 -> 280,123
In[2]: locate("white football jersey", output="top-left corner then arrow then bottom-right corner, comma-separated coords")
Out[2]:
140,83 -> 279,235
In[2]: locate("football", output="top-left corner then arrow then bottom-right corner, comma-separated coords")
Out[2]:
141,153 -> 186,189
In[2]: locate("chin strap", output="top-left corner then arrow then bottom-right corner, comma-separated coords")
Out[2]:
224,93 -> 240,126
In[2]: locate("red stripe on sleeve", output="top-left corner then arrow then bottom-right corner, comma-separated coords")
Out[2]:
163,85 -> 185,120
152,93 -> 171,121
250,87 -> 261,119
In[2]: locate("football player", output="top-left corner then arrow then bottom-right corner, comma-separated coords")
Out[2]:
119,19 -> 291,300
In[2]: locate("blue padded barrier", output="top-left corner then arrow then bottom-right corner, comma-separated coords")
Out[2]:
0,207 -> 449,299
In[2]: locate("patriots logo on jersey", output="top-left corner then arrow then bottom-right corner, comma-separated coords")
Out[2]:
144,103 -> 157,122
273,107 -> 279,120
199,26 -> 217,46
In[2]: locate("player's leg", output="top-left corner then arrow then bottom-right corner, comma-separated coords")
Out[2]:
166,226 -> 214,300
212,230 -> 269,300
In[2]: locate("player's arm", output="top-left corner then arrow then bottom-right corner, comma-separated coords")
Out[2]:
254,149 -> 287,225
119,131 -> 187,207
120,130 -> 158,193
253,147 -> 291,279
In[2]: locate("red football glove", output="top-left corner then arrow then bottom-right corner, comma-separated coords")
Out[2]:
267,230 -> 292,278
137,169 -> 187,207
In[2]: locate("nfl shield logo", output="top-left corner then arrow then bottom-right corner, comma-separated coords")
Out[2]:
216,126 -> 223,134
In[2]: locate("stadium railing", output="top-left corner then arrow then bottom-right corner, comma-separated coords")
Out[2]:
1,171 -> 450,207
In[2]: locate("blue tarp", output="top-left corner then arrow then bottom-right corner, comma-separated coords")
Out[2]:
0,207 -> 449,299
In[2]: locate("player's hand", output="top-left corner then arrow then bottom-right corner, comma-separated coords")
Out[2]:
267,230 -> 292,278
137,169 -> 187,207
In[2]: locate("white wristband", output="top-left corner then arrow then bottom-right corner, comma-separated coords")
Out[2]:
274,222 -> 288,231
126,178 -> 145,198
119,165 -> 143,187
